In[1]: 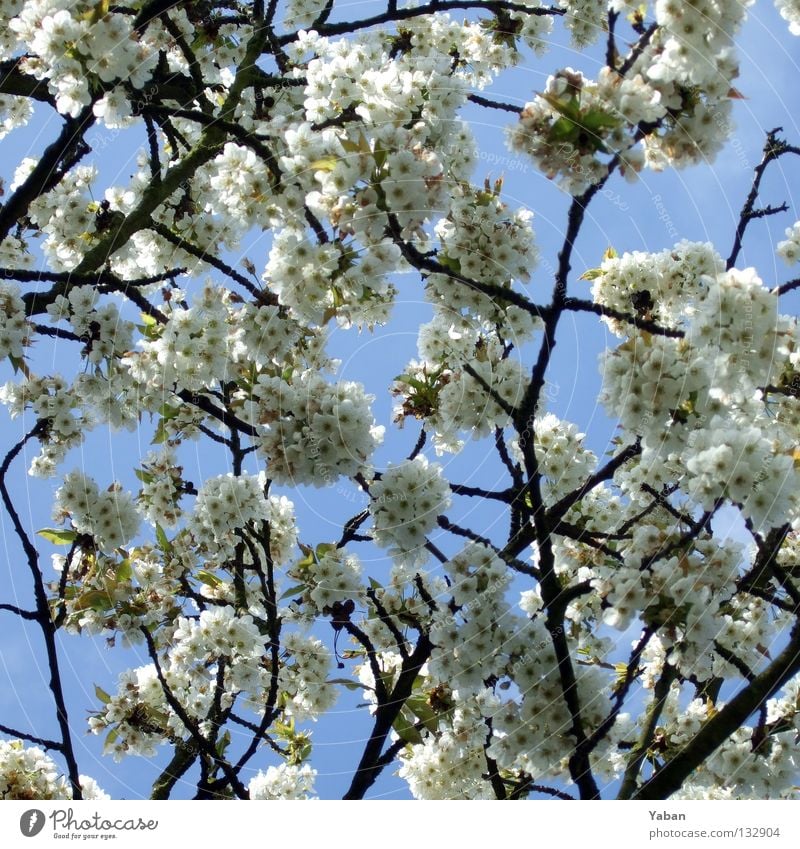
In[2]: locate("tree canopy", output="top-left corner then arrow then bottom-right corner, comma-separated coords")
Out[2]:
1,0 -> 800,801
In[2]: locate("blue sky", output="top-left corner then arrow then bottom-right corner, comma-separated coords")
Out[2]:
0,1 -> 799,799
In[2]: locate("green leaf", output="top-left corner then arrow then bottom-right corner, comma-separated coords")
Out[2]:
134,468 -> 154,484
216,730 -> 231,758
37,528 -> 78,545
315,542 -> 336,559
151,419 -> 168,445
103,726 -> 119,751
155,524 -> 172,554
94,684 -> 111,705
8,353 -> 30,377
196,570 -> 223,588
540,92 -> 581,121
437,254 -> 461,274
81,0 -> 110,24
295,543 -> 315,570
278,583 -> 308,601
394,373 -> 428,393
581,107 -> 622,133
340,133 -> 370,155
115,559 -> 133,582
73,590 -> 113,612
158,403 -> 180,420
549,115 -> 578,143
310,157 -> 339,172
325,677 -> 364,691
405,693 -> 439,733
393,706 -> 423,744
373,146 -> 388,170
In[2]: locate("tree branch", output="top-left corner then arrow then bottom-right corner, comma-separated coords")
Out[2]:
633,623 -> 800,799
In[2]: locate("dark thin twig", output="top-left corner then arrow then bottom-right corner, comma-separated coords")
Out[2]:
143,113 -> 163,184
139,626 -> 249,798
617,663 -> 675,799
563,297 -> 684,337
386,212 -> 548,321
605,9 -> 619,70
462,361 -> 517,418
638,504 -> 720,572
713,642 -> 756,682
495,427 -> 523,484
507,777 -> 575,800
337,509 -> 370,548
727,129 -> 800,269
468,93 -> 522,113
407,428 -> 427,461
617,23 -> 658,77
278,1 -> 564,45
228,714 -> 287,755
580,627 -> 654,757
437,514 -> 495,548
0,423 -> 82,797
343,632 -> 433,799
776,277 -> 800,296
366,588 -> 409,661
342,620 -> 389,702
150,222 -> 267,300
0,723 -> 62,751
547,440 -> 641,522
449,482 -> 514,502
0,602 -> 40,620
32,325 -> 82,342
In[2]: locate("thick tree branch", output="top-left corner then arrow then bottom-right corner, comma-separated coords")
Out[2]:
0,105 -> 95,243
343,633 -> 433,799
633,623 -> 800,799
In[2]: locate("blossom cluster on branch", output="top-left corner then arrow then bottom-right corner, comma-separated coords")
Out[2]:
0,0 -> 799,802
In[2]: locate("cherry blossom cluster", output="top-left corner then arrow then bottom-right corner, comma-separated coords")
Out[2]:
248,762 -> 317,800
126,284 -> 244,394
0,739 -> 108,799
777,220 -> 800,265
53,470 -> 140,551
189,473 -> 270,554
428,183 -> 539,321
369,456 -> 451,569
21,162 -> 97,271
47,285 -> 134,365
0,282 -> 30,361
2,0 -> 800,803
252,370 -> 384,486
522,413 -> 598,506
393,317 -> 531,453
135,449 -> 185,528
0,91 -> 32,139
776,0 -> 800,35
287,545 -> 365,613
6,1 -> 158,117
509,0 -> 752,193
590,241 -> 724,334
